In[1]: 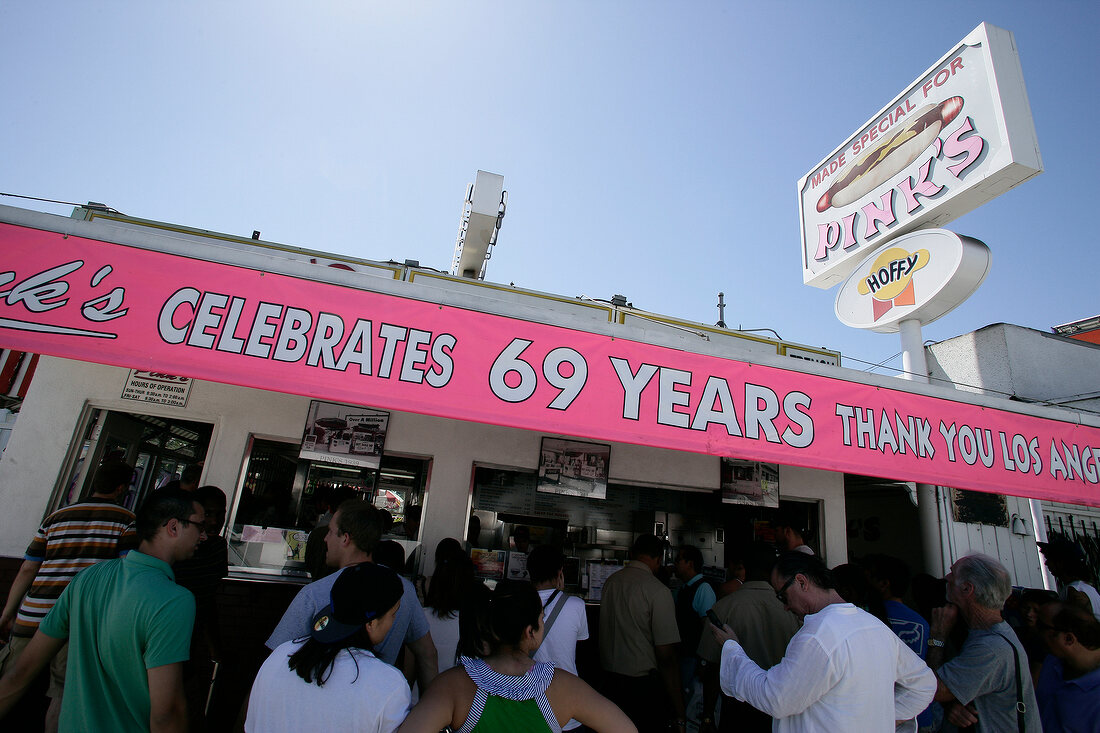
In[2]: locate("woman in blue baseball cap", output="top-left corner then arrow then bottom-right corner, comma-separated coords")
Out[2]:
246,561 -> 409,732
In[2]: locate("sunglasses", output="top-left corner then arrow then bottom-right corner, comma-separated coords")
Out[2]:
176,517 -> 206,532
775,574 -> 798,604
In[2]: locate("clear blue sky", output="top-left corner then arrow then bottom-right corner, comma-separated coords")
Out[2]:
2,2 -> 1095,375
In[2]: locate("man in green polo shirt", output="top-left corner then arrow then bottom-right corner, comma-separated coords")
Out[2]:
0,489 -> 206,732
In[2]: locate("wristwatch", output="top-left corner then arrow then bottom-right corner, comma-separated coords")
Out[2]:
929,638 -> 945,647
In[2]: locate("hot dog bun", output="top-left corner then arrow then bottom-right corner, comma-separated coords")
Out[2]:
816,96 -> 963,212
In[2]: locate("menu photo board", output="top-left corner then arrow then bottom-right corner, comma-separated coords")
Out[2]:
721,458 -> 780,507
472,549 -> 507,580
537,437 -> 610,500
299,399 -> 390,469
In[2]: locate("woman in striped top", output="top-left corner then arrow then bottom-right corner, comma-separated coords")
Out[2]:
398,580 -> 635,733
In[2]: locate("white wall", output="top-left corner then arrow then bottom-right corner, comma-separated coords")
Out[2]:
0,356 -> 306,556
926,323 -> 1100,587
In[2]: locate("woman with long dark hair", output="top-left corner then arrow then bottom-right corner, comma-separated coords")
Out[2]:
423,537 -> 478,673
246,562 -> 410,732
398,580 -> 634,733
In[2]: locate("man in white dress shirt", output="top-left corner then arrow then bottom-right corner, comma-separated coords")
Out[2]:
712,552 -> 935,732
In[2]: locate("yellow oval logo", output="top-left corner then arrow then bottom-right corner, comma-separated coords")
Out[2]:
857,247 -> 930,301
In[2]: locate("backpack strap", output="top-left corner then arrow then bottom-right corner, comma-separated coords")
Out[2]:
992,631 -> 1027,733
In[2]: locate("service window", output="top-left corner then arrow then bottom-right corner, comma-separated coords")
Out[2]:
227,436 -> 428,578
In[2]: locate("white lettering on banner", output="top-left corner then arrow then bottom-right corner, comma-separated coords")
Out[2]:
157,287 -> 456,388
4,221 -> 1100,506
606,357 -> 814,449
488,339 -> 589,410
0,260 -> 129,337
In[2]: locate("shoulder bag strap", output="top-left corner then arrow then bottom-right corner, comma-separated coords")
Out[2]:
993,631 -> 1026,733
542,589 -> 566,637
529,589 -> 566,659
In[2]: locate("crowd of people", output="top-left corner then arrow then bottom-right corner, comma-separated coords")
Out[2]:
1,464 -> 1099,732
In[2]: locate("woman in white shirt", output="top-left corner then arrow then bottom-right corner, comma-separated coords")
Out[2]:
246,562 -> 410,733
423,537 -> 479,673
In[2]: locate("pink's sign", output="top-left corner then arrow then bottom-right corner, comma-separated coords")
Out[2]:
2,223 -> 1099,506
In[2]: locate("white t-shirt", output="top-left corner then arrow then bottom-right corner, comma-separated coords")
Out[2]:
534,588 -> 590,731
719,602 -> 935,733
246,641 -> 411,733
426,608 -> 461,673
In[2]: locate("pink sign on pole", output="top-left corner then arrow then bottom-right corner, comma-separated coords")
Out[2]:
2,223 -> 1099,506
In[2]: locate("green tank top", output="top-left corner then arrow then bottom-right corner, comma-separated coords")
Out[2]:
472,696 -> 553,732
456,656 -> 561,733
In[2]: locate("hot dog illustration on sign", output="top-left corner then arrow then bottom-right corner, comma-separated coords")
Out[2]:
857,246 -> 930,322
816,96 -> 964,213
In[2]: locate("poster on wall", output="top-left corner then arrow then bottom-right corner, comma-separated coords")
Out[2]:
299,399 -> 390,469
472,549 -> 506,579
537,437 -> 610,500
721,458 -> 780,507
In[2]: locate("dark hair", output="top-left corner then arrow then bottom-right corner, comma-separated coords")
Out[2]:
136,489 -> 197,541
774,551 -> 834,590
326,487 -> 355,512
832,563 -> 888,624
180,464 -> 202,485
373,540 -> 405,572
195,485 -> 227,508
864,554 -> 911,598
743,541 -> 779,581
513,525 -> 530,541
334,499 -> 382,555
288,563 -> 403,685
774,511 -> 811,541
1051,602 -> 1100,649
426,538 -> 475,617
631,534 -> 663,560
678,545 -> 704,574
526,545 -> 565,585
457,581 -> 493,659
459,580 -> 541,658
90,460 -> 134,496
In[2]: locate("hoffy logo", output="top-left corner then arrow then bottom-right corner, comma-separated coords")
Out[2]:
856,247 -> 930,321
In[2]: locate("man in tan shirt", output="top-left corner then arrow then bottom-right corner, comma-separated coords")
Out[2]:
696,542 -> 797,732
599,534 -> 685,733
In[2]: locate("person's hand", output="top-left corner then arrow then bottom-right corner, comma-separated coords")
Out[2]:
930,603 -> 959,639
710,621 -> 738,646
944,701 -> 978,728
0,610 -> 14,639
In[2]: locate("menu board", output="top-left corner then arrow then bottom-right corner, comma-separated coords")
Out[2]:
472,468 -> 718,532
586,560 -> 622,601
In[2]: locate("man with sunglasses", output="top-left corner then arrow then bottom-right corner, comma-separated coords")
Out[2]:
710,552 -> 935,732
0,489 -> 205,732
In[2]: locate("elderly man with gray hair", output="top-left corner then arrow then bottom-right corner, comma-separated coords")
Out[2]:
929,553 -> 1041,732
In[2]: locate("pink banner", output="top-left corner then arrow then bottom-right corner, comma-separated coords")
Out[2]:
3,223 -> 1100,506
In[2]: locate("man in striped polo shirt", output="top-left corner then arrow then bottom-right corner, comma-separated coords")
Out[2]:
0,459 -> 137,731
